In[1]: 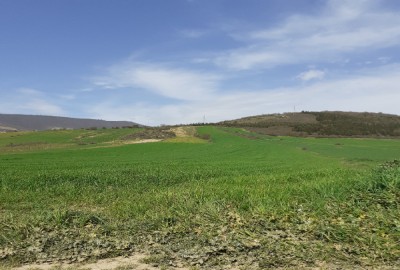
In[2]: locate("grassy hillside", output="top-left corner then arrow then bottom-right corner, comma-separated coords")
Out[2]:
0,127 -> 399,269
219,111 -> 400,137
0,127 -> 146,153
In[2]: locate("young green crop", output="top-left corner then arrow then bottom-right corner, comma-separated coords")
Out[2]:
0,126 -> 399,268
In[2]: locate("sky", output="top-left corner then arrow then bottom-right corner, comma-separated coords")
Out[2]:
1,0 -> 400,126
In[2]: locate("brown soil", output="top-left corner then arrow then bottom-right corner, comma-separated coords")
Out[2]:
122,139 -> 162,144
169,127 -> 196,138
12,254 -> 189,270
122,129 -> 175,141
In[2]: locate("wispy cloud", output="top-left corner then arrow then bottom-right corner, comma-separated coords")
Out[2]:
84,0 -> 400,125
17,88 -> 43,95
214,0 -> 400,70
92,62 -> 220,101
297,69 -> 325,81
19,98 -> 64,115
0,88 -> 65,115
179,29 -> 207,39
59,94 -> 76,100
87,64 -> 400,126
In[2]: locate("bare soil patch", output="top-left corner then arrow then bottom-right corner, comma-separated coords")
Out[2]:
169,127 -> 196,138
12,253 -> 189,270
122,129 -> 175,141
122,139 -> 162,145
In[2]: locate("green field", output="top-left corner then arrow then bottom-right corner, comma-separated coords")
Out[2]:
0,126 -> 399,269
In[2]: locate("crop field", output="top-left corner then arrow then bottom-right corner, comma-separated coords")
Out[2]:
0,126 -> 399,269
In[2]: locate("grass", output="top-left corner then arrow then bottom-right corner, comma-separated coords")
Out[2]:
0,126 -> 399,268
0,128 -> 142,152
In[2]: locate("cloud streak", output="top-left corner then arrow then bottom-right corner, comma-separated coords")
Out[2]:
84,0 -> 400,125
88,64 -> 400,126
297,69 -> 325,81
0,88 -> 65,116
93,62 -> 220,101
214,0 -> 400,70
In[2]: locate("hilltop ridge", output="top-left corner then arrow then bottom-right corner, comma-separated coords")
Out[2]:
0,114 -> 142,132
218,111 -> 400,137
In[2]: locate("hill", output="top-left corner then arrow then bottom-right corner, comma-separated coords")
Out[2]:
218,111 -> 400,137
0,114 -> 141,131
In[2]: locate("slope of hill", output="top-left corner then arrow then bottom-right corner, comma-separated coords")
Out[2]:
0,114 -> 141,131
218,111 -> 400,137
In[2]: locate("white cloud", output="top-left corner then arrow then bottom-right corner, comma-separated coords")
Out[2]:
179,29 -> 207,39
17,88 -> 43,95
85,0 -> 400,125
297,69 -> 325,81
93,62 -> 220,101
87,64 -> 400,126
59,94 -> 76,100
0,88 -> 65,116
80,87 -> 94,92
215,0 -> 400,70
215,49 -> 292,70
19,98 -> 64,115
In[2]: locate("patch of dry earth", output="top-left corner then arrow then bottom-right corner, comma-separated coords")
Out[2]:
169,127 -> 195,138
123,139 -> 162,144
12,254 -> 189,270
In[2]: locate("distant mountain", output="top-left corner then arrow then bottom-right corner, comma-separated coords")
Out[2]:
218,111 -> 400,137
0,114 -> 142,131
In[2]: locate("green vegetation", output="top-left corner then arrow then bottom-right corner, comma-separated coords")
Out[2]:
0,126 -> 399,269
0,128 -> 143,152
296,111 -> 400,136
220,111 -> 400,137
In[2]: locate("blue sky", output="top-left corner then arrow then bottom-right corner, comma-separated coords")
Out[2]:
1,0 -> 400,125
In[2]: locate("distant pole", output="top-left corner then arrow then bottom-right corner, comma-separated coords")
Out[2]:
203,115 -> 206,124
294,105 -> 296,113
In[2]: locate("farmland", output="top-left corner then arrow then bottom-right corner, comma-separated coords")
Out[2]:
0,126 -> 399,269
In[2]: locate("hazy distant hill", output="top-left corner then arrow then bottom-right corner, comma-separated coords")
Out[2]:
218,111 -> 400,137
0,114 -> 142,131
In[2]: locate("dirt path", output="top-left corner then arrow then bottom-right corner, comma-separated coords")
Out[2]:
13,253 -> 189,270
170,127 -> 195,137
123,139 -> 163,144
